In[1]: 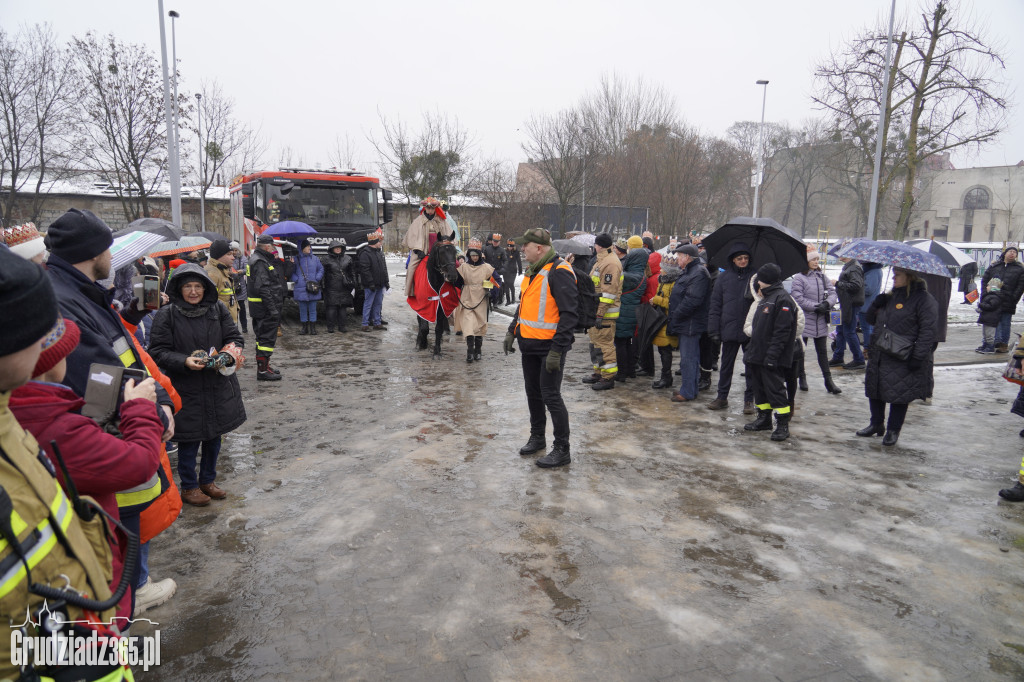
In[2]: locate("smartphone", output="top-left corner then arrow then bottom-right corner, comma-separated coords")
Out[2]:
81,365 -> 145,422
133,275 -> 161,311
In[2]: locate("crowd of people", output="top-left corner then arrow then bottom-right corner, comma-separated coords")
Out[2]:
2,203 -> 1024,677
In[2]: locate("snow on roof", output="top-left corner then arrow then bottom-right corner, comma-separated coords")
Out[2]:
8,173 -> 230,200
386,190 -> 498,209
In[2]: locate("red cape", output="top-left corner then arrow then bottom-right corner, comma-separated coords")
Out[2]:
407,258 -> 461,323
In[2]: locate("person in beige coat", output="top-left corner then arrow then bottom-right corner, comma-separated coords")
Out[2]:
455,248 -> 495,362
206,239 -> 240,323
403,197 -> 448,297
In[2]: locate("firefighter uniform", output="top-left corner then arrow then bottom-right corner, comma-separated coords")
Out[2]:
206,261 -> 239,322
246,245 -> 284,379
586,247 -> 623,385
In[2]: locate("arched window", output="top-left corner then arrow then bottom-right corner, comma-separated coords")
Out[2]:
964,187 -> 990,210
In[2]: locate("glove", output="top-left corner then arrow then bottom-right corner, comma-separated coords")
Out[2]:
503,333 -> 515,355
545,349 -> 563,373
413,249 -> 426,259
872,293 -> 891,309
907,356 -> 922,372
814,301 -> 831,314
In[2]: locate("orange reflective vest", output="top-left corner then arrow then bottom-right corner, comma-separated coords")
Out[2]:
516,259 -> 576,341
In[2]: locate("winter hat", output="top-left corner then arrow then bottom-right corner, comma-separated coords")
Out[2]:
3,223 -> 46,261
807,249 -> 821,262
46,208 -> 113,264
988,278 -> 1003,291
614,237 -> 629,252
169,258 -> 187,270
229,241 -> 241,251
756,262 -> 782,286
0,247 -> 58,356
514,228 -> 552,247
256,234 -> 275,245
673,244 -> 699,258
595,233 -> 613,249
209,239 -> 231,260
627,235 -> 644,249
33,316 -> 80,377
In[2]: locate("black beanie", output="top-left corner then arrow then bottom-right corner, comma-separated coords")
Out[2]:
595,233 -> 613,248
0,248 -> 58,356
756,262 -> 782,286
46,208 -> 113,264
210,239 -> 231,260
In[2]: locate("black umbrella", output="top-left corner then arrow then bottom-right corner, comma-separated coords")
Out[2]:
635,303 -> 669,352
112,217 -> 183,241
702,217 -> 808,279
552,239 -> 594,257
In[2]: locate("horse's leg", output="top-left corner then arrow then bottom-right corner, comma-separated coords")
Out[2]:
433,314 -> 447,357
416,317 -> 428,350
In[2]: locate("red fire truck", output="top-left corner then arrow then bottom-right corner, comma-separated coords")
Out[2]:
228,168 -> 394,254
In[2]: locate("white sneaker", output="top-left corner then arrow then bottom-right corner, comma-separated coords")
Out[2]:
134,576 -> 177,615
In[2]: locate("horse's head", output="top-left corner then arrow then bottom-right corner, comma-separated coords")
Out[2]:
430,241 -> 459,284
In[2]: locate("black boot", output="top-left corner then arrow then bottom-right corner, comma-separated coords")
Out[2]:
744,409 -> 772,431
824,375 -> 842,394
798,363 -> 808,391
882,429 -> 900,446
652,371 -> 673,389
591,377 -> 615,391
856,423 -> 884,437
310,321 -> 318,335
999,481 -> 1024,501
770,413 -> 791,441
536,442 -> 571,468
299,322 -> 309,336
257,357 -> 281,381
519,433 -> 546,456
466,336 -> 475,363
327,325 -> 335,333
581,372 -> 601,384
698,368 -> 712,391
474,336 -> 482,361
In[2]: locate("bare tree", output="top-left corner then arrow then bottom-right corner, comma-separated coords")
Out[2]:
72,32 -> 173,222
193,79 -> 264,195
0,24 -> 78,226
368,109 -> 477,201
814,0 -> 1008,239
222,122 -> 268,183
328,133 -> 360,171
726,120 -> 796,217
521,108 -> 587,238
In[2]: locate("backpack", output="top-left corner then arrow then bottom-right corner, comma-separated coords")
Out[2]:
571,263 -> 599,331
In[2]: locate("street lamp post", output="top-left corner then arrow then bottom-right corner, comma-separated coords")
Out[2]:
169,10 -> 181,184
581,126 -> 590,233
157,1 -> 181,226
752,79 -> 769,219
196,93 -> 205,231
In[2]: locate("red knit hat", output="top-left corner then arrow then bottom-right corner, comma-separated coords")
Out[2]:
33,316 -> 80,377
3,222 -> 46,260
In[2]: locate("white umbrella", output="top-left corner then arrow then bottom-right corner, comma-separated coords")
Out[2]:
110,231 -> 167,271
905,239 -> 975,268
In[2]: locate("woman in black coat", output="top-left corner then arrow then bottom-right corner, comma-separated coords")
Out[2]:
320,240 -> 355,333
856,268 -> 938,446
149,263 -> 246,506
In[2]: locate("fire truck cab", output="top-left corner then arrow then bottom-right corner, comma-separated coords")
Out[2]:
229,168 -> 394,255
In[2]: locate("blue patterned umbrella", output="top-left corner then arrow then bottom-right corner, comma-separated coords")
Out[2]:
835,239 -> 950,277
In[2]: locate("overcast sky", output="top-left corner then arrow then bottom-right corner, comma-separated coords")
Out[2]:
4,0 -> 1023,176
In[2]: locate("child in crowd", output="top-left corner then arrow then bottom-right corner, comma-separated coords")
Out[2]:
975,278 -> 1004,354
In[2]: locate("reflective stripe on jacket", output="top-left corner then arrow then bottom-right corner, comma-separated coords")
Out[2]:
517,260 -> 577,340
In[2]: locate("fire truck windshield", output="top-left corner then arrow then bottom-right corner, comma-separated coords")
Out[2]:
263,184 -> 376,227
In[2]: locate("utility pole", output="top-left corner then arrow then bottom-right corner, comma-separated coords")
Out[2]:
157,1 -> 182,226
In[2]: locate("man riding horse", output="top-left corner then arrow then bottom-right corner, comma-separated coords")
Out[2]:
407,230 -> 463,356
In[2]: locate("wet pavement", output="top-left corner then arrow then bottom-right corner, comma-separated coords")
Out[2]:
139,264 -> 1024,680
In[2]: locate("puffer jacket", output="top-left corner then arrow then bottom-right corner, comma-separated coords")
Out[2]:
790,268 -> 836,339
707,247 -> 755,343
321,242 -> 355,307
148,264 -> 247,442
976,288 -> 1004,326
650,263 -> 681,348
667,258 -> 711,337
835,259 -> 865,324
291,251 -> 325,302
615,249 -> 650,338
982,251 -> 1024,313
864,280 -> 938,404
642,252 -> 661,304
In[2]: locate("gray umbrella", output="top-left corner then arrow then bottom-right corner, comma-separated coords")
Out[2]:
552,239 -> 594,257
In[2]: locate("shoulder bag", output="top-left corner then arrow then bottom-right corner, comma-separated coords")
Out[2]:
299,258 -> 320,294
875,308 -> 913,360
